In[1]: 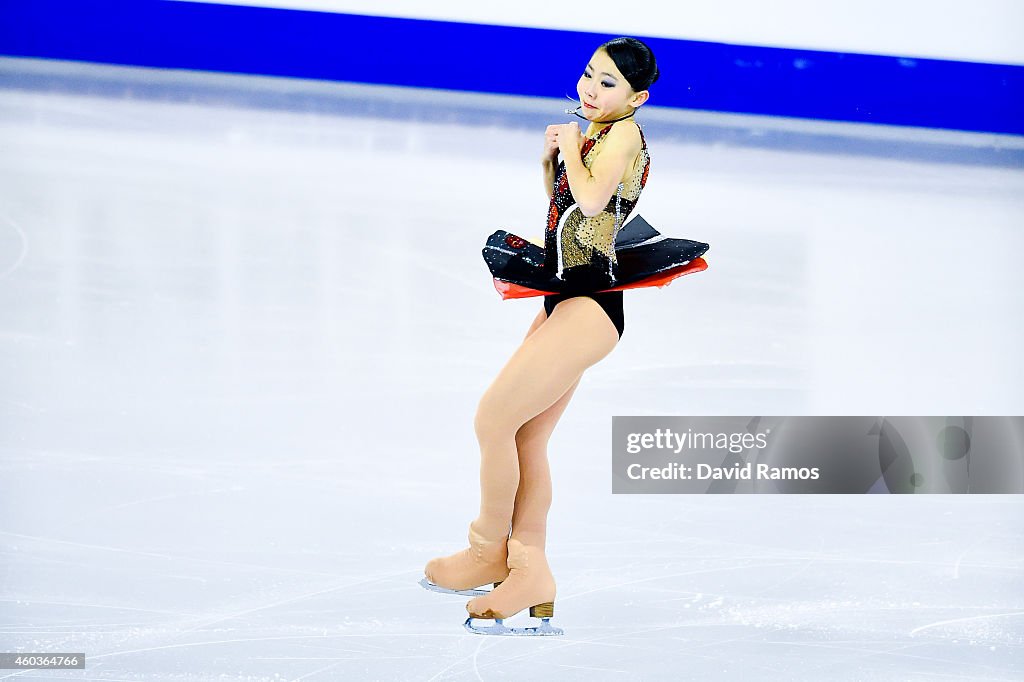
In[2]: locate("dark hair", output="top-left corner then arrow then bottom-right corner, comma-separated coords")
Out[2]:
598,37 -> 660,92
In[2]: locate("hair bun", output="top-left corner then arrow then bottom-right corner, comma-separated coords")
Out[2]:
599,37 -> 659,92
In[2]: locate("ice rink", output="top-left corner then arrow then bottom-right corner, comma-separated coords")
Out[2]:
1,58 -> 1023,680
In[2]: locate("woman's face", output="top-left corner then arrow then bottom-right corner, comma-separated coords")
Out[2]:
576,49 -> 645,123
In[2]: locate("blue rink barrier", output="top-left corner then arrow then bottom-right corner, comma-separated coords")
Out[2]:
1,0 -> 1021,135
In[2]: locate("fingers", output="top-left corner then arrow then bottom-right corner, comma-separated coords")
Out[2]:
550,124 -> 576,139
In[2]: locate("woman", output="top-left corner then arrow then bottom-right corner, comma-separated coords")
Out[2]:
424,37 -> 660,634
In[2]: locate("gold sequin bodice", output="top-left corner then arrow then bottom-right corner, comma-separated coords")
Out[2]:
543,120 -> 650,285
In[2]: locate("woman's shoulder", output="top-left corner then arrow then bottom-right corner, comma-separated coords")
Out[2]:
605,119 -> 642,140
599,119 -> 644,154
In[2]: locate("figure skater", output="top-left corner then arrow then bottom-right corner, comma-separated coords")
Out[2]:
423,37 -> 669,636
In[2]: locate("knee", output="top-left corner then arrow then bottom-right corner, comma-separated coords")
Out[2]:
474,393 -> 520,441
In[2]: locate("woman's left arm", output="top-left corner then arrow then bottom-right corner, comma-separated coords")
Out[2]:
557,122 -> 642,218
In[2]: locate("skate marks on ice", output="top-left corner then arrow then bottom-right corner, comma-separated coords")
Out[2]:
419,566 -> 1022,681
415,500 -> 1022,680
0,210 -> 30,280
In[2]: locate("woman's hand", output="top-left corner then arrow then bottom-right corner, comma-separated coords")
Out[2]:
553,122 -> 584,158
541,125 -> 561,162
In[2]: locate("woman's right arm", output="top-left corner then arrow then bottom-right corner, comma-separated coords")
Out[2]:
541,158 -> 557,199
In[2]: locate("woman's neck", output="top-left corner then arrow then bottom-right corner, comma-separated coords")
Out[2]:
585,109 -> 636,137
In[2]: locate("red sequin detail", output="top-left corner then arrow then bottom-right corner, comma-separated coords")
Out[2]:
579,125 -> 611,158
505,234 -> 526,249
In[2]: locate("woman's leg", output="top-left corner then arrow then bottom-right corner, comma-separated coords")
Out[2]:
509,375 -> 580,550
472,297 -> 619,539
509,308 -> 582,551
424,299 -> 615,592
467,297 -> 619,618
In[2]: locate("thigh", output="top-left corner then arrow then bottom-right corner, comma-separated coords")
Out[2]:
479,298 -> 618,432
515,304 -> 576,447
523,305 -> 548,341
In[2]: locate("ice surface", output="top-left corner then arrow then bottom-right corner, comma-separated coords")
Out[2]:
0,59 -> 1022,681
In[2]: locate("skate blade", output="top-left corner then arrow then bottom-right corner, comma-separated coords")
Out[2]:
419,577 -> 494,597
464,616 -> 564,636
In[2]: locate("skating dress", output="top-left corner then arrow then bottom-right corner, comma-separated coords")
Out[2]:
480,120 -> 710,334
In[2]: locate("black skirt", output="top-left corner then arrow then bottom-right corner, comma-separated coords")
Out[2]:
482,214 -> 709,297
